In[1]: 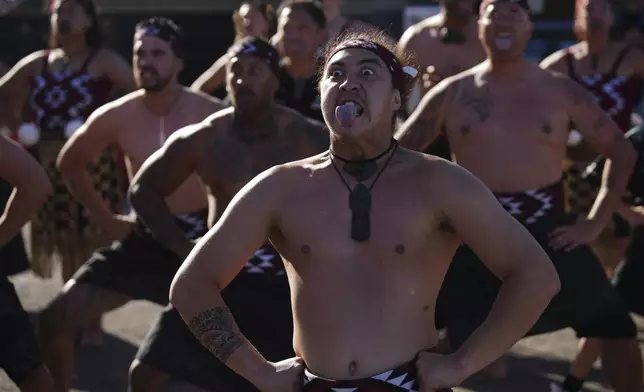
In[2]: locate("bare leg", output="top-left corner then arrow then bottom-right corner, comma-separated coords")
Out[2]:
570,338 -> 601,379
128,359 -> 171,392
39,280 -> 129,391
600,338 -> 644,392
60,253 -> 104,348
17,365 -> 56,392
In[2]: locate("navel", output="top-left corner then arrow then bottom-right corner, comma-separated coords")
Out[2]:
300,244 -> 311,254
423,305 -> 430,312
460,124 -> 471,136
348,361 -> 358,376
394,244 -> 405,255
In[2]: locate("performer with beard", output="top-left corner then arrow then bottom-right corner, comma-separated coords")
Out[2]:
0,0 -> 135,346
38,17 -> 223,392
398,0 -> 484,160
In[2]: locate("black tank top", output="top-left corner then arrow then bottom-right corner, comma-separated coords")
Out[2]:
25,50 -> 113,140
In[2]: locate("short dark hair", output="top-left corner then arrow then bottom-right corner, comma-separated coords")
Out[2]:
134,17 -> 185,58
319,29 -> 417,128
278,0 -> 326,29
49,0 -> 103,49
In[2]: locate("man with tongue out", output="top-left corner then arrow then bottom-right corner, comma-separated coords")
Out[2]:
170,30 -> 559,392
397,0 -> 643,391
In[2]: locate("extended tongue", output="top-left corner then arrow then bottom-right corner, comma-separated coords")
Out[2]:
335,103 -> 359,127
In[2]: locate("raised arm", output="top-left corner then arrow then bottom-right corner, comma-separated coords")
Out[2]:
170,166 -> 283,388
539,49 -> 569,74
191,54 -> 230,94
0,136 -> 52,245
436,161 -> 559,377
564,75 -> 637,230
0,51 -> 46,130
129,123 -> 207,259
395,79 -> 451,152
56,103 -> 127,237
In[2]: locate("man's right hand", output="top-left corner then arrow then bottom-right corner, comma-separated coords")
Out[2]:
256,357 -> 304,392
101,214 -> 136,242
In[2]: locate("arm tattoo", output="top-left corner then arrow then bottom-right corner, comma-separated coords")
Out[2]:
187,307 -> 246,362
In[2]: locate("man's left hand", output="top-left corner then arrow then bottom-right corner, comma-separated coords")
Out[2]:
415,351 -> 460,391
549,218 -> 603,251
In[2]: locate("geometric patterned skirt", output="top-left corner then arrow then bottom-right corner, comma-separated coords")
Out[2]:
30,140 -> 126,278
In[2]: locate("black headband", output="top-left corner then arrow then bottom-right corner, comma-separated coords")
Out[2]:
134,20 -> 184,59
228,36 -> 281,77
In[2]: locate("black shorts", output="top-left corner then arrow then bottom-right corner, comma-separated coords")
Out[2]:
72,211 -> 207,305
613,228 -> 644,316
0,278 -> 43,385
437,214 -> 637,349
135,245 -> 294,390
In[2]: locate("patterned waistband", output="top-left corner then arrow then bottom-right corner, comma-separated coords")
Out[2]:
494,179 -> 565,226
303,362 -> 420,392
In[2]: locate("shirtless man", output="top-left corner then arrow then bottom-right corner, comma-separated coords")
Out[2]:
398,0 -> 484,160
129,36 -> 328,392
396,1 -> 642,390
37,17 -> 223,392
170,31 -> 559,392
0,136 -> 54,392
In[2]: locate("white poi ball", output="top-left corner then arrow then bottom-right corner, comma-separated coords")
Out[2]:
17,123 -> 40,147
568,129 -> 583,146
64,119 -> 84,139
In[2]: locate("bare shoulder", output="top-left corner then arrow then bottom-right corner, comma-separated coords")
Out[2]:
183,87 -> 225,115
399,17 -> 440,49
546,68 -> 593,106
277,105 -> 329,151
400,148 -> 490,199
7,50 -> 48,75
99,89 -> 144,116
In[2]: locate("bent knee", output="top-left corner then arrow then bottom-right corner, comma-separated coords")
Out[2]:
40,281 -> 99,337
129,359 -> 170,390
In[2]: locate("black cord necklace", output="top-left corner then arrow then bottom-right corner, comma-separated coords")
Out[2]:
329,139 -> 398,242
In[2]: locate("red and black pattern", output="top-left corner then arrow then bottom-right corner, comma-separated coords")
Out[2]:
494,180 -> 566,226
325,39 -> 415,95
24,52 -> 125,275
303,362 -> 423,392
565,47 -> 643,132
26,51 -> 112,138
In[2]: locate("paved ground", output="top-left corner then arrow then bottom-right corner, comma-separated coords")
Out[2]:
2,267 -> 642,392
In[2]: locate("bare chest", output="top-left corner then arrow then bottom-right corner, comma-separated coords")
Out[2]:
271,172 -> 452,271
199,136 -> 310,201
445,85 -> 570,149
118,110 -> 207,170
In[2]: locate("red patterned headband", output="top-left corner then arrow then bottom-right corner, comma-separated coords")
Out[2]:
325,39 -> 417,93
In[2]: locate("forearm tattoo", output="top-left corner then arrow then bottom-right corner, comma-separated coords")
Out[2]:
187,307 -> 246,362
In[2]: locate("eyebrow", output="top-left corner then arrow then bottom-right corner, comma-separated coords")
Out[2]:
328,58 -> 385,68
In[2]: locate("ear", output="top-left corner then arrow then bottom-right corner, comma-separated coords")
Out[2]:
392,90 -> 401,111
